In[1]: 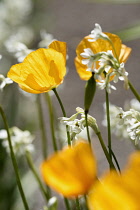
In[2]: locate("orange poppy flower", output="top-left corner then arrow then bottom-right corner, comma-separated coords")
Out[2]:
88,151 -> 140,210
41,140 -> 97,197
7,41 -> 67,94
75,33 -> 131,81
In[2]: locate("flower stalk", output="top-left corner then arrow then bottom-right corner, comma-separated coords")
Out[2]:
105,90 -> 112,166
53,88 -> 71,146
45,93 -> 58,151
85,110 -> 91,144
37,94 -> 48,159
96,131 -> 115,170
26,151 -> 49,202
128,80 -> 140,102
0,105 -> 29,210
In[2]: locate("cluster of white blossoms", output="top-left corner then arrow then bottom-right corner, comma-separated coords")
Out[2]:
103,99 -> 140,145
0,127 -> 35,156
0,0 -> 33,47
80,23 -> 129,93
43,197 -> 57,210
0,55 -> 13,91
5,31 -> 55,63
59,107 -> 98,141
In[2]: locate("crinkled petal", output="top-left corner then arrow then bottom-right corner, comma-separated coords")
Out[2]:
8,46 -> 66,93
41,140 -> 96,197
49,40 -> 67,64
119,44 -> 132,63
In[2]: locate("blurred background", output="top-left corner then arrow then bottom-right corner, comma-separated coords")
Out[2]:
0,0 -> 140,209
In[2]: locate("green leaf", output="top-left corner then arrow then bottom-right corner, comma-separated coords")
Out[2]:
83,0 -> 140,4
84,74 -> 96,112
115,24 -> 140,41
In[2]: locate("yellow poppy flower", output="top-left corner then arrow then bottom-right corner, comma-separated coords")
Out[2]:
88,151 -> 140,210
75,33 -> 131,81
7,41 -> 67,94
41,140 -> 97,197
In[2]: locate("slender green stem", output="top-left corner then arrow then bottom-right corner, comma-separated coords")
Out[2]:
109,148 -> 121,173
37,95 -> 52,198
108,39 -> 119,62
84,195 -> 88,210
0,106 -> 29,210
53,88 -> 71,146
76,198 -> 81,210
53,88 -> 66,117
26,151 -> 49,202
37,94 -> 47,159
105,90 -> 112,167
96,131 -> 115,169
51,89 -> 71,209
128,80 -> 140,102
64,198 -> 71,210
85,111 -> 91,144
45,93 -> 58,151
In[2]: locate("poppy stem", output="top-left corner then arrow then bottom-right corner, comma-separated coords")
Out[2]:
96,131 -> 116,170
45,93 -> 58,151
76,197 -> 81,210
128,80 -> 140,102
108,38 -> 119,62
53,88 -> 71,146
64,197 -> 71,210
105,90 -> 112,168
26,151 -> 49,202
37,94 -> 48,159
0,105 -> 30,210
85,110 -> 91,144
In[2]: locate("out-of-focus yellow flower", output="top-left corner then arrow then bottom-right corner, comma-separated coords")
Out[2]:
75,33 -> 131,80
88,151 -> 140,210
41,140 -> 97,198
7,41 -> 67,94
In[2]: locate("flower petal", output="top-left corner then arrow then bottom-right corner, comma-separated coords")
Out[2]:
8,46 -> 66,93
119,44 -> 132,63
41,140 -> 96,197
49,40 -> 67,64
88,152 -> 140,210
75,57 -> 92,80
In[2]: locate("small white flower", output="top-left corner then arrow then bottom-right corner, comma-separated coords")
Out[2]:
59,107 -> 99,140
96,76 -> 116,93
80,48 -> 95,71
0,127 -> 35,156
0,74 -> 13,91
38,30 -> 56,48
5,40 -> 33,62
130,99 -> 140,111
80,49 -> 103,72
88,23 -> 109,42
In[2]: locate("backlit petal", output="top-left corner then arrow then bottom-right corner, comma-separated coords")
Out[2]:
8,43 -> 66,94
75,57 -> 92,80
88,152 -> 140,210
41,140 -> 96,197
119,44 -> 132,63
49,40 -> 67,64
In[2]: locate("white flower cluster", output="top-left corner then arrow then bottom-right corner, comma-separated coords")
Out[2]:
88,23 -> 109,42
59,107 -> 98,141
80,23 -> 129,93
5,31 -> 55,63
0,127 -> 35,156
43,197 -> 57,210
0,0 -> 33,47
0,55 -> 13,91
38,30 -> 56,48
5,41 -> 33,62
103,99 -> 140,145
